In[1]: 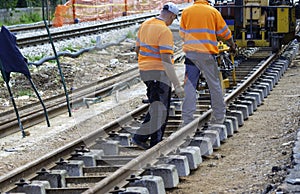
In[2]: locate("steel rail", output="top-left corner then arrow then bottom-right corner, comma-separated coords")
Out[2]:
8,22 -> 53,34
0,67 -> 139,138
0,46 -> 292,192
0,104 -> 149,192
224,53 -> 276,103
10,6 -> 186,37
16,14 -> 156,48
15,7 -> 185,48
83,110 -> 211,194
0,40 -> 184,138
0,8 -> 297,194
224,45 -> 288,103
82,52 -> 280,194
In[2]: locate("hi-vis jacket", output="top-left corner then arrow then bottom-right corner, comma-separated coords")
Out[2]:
136,18 -> 174,71
179,0 -> 232,54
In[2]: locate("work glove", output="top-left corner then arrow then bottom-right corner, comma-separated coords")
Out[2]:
175,86 -> 185,98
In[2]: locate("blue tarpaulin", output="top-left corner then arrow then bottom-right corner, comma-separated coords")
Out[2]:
0,25 -> 50,137
0,25 -> 31,81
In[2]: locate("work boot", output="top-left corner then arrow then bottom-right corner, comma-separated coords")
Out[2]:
131,138 -> 150,150
210,116 -> 225,125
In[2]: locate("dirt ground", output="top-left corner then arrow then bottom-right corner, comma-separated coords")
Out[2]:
0,39 -> 299,194
0,40 -> 137,111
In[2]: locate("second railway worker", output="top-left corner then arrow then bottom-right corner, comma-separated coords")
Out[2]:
131,2 -> 185,149
179,0 -> 236,125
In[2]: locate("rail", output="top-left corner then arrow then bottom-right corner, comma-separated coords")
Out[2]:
0,41 -> 298,193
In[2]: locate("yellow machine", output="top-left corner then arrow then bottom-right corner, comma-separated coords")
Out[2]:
216,41 -> 237,90
215,0 -> 297,51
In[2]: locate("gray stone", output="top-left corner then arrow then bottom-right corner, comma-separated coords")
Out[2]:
225,116 -> 238,132
224,119 -> 234,136
52,160 -> 84,176
35,169 -> 67,188
188,136 -> 213,156
121,187 -> 150,194
179,146 -> 202,170
166,155 -> 190,177
226,110 -> 244,127
14,180 -> 50,194
144,164 -> 179,188
208,124 -> 228,142
129,175 -> 165,194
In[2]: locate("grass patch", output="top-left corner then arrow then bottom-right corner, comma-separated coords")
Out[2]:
62,44 -> 81,52
127,30 -> 136,39
17,89 -> 33,97
1,11 -> 42,26
19,12 -> 41,24
25,54 -> 46,62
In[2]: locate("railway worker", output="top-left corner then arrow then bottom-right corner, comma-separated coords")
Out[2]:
131,2 -> 185,149
179,0 -> 236,125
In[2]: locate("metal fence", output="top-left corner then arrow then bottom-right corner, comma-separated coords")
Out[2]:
52,0 -> 189,27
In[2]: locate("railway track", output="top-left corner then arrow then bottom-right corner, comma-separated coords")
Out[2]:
0,38 -> 184,138
13,6 -> 187,49
0,40 -> 297,193
0,42 -> 260,138
7,22 -> 53,34
15,13 -> 167,48
0,67 -> 140,138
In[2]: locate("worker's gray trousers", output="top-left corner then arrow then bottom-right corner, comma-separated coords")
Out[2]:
182,52 -> 226,124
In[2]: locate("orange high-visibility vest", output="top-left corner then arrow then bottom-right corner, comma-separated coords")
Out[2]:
179,0 -> 232,54
136,18 -> 174,71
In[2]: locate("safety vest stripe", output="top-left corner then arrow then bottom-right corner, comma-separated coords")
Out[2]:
184,39 -> 218,46
159,45 -> 173,51
139,51 -> 161,58
140,43 -> 159,53
179,27 -> 215,34
216,25 -> 230,37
